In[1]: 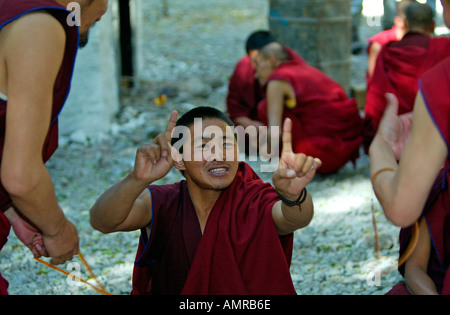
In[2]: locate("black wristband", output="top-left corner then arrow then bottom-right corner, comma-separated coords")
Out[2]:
276,188 -> 307,209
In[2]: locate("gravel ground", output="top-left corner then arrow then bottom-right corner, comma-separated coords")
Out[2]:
0,0 -> 408,295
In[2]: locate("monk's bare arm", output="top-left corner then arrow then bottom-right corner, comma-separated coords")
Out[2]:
91,114 -> 178,234
367,42 -> 382,78
404,218 -> 439,295
2,13 -> 69,236
90,174 -> 152,234
370,93 -> 447,227
266,80 -> 290,129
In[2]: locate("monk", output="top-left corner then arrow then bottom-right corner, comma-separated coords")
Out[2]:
0,0 -> 108,295
226,30 -> 306,130
363,2 -> 450,152
367,0 -> 417,82
90,106 -> 322,295
253,42 -> 363,175
369,0 -> 450,295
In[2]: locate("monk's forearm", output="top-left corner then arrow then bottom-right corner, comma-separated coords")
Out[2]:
282,193 -> 313,228
90,172 -> 149,233
274,191 -> 314,235
405,266 -> 439,295
3,163 -> 66,237
369,136 -> 404,224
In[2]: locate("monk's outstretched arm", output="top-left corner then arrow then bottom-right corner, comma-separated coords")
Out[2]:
90,173 -> 152,234
91,111 -> 178,233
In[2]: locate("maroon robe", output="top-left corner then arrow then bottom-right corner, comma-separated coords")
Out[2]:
0,0 -> 79,295
420,57 -> 450,295
257,60 -> 363,174
363,32 -> 450,152
226,47 -> 306,125
131,162 -> 296,295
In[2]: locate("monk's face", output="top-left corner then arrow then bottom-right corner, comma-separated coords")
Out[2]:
78,0 -> 109,47
254,54 -> 276,85
182,118 -> 239,191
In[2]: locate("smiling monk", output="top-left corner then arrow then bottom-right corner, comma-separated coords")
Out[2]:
90,106 -> 321,295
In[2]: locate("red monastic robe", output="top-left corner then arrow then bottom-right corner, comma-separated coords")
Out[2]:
420,58 -> 450,295
363,32 -> 450,151
0,0 -> 79,295
132,162 -> 296,295
226,47 -> 306,125
257,61 -> 363,174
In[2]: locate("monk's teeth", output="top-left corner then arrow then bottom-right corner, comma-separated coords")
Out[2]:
209,168 -> 228,174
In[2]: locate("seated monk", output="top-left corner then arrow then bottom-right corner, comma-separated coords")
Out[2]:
253,42 -> 363,175
363,2 -> 450,152
226,30 -> 306,130
90,106 -> 322,295
367,0 -> 416,83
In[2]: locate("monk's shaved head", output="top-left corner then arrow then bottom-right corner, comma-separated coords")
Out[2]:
259,42 -> 289,63
406,2 -> 435,33
397,0 -> 418,17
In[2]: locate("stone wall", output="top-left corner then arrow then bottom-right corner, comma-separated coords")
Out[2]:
59,0 -> 121,143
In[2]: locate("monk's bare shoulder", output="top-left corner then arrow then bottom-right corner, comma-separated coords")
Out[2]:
2,11 -> 66,59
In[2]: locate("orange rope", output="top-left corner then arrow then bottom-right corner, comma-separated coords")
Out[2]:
35,252 -> 113,295
397,218 -> 423,269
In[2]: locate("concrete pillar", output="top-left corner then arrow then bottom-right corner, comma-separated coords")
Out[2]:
59,0 -> 120,142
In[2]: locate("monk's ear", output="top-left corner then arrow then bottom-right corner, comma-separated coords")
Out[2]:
430,21 -> 436,34
172,149 -> 186,171
269,55 -> 278,69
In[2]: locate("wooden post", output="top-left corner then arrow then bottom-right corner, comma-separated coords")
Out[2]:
269,0 -> 352,93
119,0 -> 134,81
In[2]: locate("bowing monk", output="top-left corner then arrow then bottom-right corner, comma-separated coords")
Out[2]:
369,0 -> 450,296
90,106 -> 322,295
253,42 -> 363,175
363,2 -> 450,152
367,0 -> 417,82
226,30 -> 306,130
0,0 -> 108,295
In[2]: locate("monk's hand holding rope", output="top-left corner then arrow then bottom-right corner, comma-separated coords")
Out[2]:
4,206 -> 47,258
132,110 -> 180,185
273,118 -> 321,200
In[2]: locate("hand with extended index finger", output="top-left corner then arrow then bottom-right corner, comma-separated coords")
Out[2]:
273,118 -> 322,199
132,110 -> 179,184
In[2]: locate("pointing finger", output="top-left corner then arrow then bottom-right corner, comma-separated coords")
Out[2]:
281,117 -> 293,154
165,110 -> 178,141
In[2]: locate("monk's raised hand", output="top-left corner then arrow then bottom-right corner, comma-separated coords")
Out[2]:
273,118 -> 321,198
374,93 -> 412,160
132,111 -> 179,184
